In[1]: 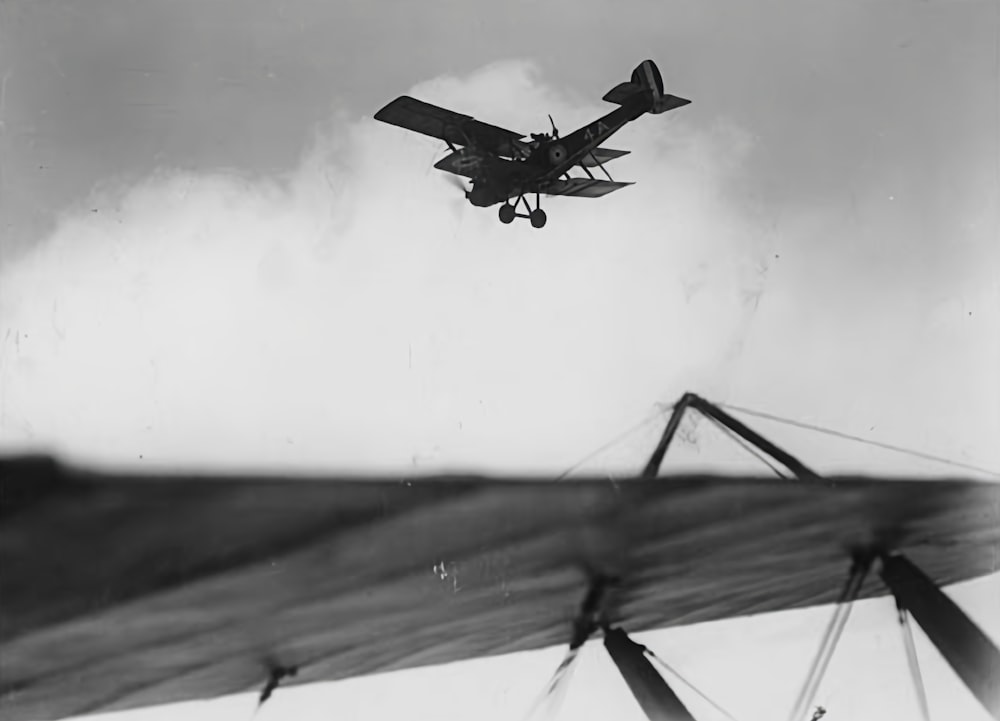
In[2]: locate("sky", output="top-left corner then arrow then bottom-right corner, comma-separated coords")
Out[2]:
1,0 -> 999,719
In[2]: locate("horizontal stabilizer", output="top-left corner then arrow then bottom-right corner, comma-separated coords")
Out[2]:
654,94 -> 692,113
544,177 -> 634,198
579,148 -> 630,168
602,82 -> 642,105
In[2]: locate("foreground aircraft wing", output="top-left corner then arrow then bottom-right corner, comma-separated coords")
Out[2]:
2,457 -> 999,721
543,177 -> 634,198
375,95 -> 527,157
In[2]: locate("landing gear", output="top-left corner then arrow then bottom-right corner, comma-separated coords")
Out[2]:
499,192 -> 547,228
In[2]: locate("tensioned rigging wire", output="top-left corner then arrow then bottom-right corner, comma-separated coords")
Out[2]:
643,646 -> 745,721
702,412 -> 789,480
899,609 -> 932,721
786,562 -> 868,721
554,405 -> 674,481
720,402 -> 1000,479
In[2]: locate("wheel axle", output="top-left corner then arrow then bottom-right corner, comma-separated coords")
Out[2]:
498,192 -> 547,228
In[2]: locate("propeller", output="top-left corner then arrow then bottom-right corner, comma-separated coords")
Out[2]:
429,147 -> 472,200
442,173 -> 471,199
439,173 -> 472,223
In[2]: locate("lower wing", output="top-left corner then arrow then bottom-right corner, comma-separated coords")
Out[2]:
543,177 -> 634,198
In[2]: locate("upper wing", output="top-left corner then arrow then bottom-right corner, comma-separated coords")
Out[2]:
2,456 -> 997,721
375,95 -> 526,157
543,177 -> 634,198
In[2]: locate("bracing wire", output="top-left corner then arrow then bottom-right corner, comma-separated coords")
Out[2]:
555,405 -> 673,481
786,561 -> 869,721
643,647 -> 745,721
720,402 -> 1000,479
703,413 -> 789,480
899,608 -> 932,721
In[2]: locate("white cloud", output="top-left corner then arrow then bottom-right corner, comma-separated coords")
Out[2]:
8,58 -> 996,479
0,60 -> 772,474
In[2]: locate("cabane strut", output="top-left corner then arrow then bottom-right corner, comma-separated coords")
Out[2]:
642,392 -> 820,481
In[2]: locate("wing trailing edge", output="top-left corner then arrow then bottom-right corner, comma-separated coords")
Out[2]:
579,148 -> 630,168
543,177 -> 634,198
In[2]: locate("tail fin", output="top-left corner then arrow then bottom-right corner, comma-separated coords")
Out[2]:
603,59 -> 691,114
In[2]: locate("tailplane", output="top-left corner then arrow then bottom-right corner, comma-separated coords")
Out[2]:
602,59 -> 691,114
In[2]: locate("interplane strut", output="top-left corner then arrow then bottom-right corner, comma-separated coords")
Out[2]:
544,397 -> 1000,721
880,554 -> 1000,719
604,628 -> 697,721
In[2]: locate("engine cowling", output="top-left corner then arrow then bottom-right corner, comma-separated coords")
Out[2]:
548,144 -> 567,166
468,183 -> 496,207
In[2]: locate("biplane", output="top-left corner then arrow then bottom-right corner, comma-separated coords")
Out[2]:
374,60 -> 691,228
1,393 -> 999,721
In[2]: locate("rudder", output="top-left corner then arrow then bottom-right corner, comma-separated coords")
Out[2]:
631,59 -> 665,101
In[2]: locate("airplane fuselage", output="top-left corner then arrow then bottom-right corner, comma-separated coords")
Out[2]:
467,92 -> 651,207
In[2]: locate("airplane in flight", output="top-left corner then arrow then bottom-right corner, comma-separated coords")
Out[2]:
374,59 -> 691,228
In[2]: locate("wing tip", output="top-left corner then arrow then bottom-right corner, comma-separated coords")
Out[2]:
373,95 -> 411,121
653,95 -> 692,114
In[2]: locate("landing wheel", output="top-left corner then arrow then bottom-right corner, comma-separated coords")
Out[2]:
498,203 -> 515,224
530,208 -> 547,229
